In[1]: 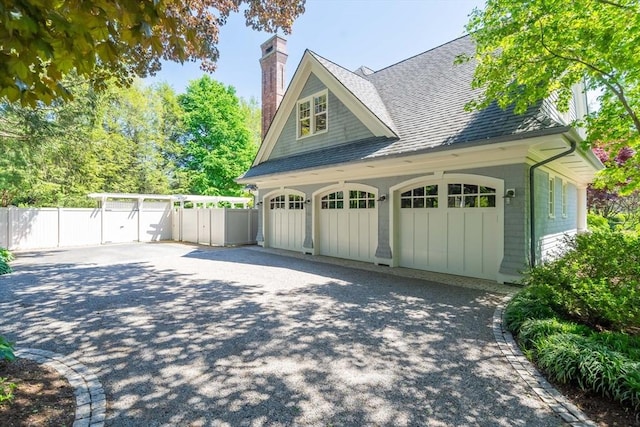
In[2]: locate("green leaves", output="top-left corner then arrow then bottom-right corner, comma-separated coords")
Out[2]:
0,0 -> 305,106
466,0 -> 640,189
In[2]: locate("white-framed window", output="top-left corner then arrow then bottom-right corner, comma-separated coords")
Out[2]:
348,191 -> 376,209
400,185 -> 439,208
562,181 -> 568,217
320,191 -> 344,209
297,90 -> 328,138
548,177 -> 555,218
270,195 -> 286,210
447,184 -> 496,208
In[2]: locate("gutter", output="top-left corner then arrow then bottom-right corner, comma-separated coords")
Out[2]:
528,139 -> 576,268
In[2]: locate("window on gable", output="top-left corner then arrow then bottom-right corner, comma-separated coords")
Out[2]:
297,90 -> 328,138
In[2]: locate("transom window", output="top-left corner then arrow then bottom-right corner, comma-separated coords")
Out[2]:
349,191 -> 375,209
297,90 -> 328,138
401,185 -> 438,208
447,184 -> 496,208
289,194 -> 304,210
321,191 -> 344,209
270,195 -> 286,209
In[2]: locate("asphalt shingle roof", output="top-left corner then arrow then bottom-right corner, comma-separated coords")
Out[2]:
244,35 -> 565,179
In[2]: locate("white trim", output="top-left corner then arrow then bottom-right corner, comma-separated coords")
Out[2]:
296,89 -> 328,140
260,188 -> 306,251
561,180 -> 568,218
254,51 -> 397,165
548,176 -> 556,219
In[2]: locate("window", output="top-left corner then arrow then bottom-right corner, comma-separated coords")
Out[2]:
400,185 -> 438,208
297,90 -> 328,138
289,194 -> 304,210
349,191 -> 375,209
548,177 -> 555,217
447,184 -> 496,208
562,181 -> 568,217
321,191 -> 344,209
270,195 -> 286,210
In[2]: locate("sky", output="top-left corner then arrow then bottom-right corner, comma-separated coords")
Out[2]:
145,0 -> 486,102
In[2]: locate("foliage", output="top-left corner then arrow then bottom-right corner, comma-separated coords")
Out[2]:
522,230 -> 640,332
0,377 -> 16,404
464,0 -> 640,189
0,247 -> 13,263
178,76 -> 257,196
503,286 -> 556,332
0,336 -> 15,362
0,0 -> 305,106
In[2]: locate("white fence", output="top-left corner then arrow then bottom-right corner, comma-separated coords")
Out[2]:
0,203 -> 172,251
174,208 -> 258,246
0,204 -> 258,250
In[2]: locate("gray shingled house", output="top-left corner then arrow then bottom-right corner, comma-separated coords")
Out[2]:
237,35 -> 602,283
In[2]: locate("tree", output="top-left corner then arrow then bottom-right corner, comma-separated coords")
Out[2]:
178,76 -> 256,196
1,0 -> 305,106
239,96 -> 262,147
463,0 -> 640,189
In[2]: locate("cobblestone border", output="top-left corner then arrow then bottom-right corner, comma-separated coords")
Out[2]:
15,348 -> 106,427
493,296 -> 596,427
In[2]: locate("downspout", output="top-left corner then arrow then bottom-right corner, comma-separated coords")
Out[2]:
529,139 -> 576,268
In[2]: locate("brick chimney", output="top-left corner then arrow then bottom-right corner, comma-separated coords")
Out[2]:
260,35 -> 287,139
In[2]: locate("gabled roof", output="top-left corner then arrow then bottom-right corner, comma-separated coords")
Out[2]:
308,52 -> 398,135
244,35 -> 570,180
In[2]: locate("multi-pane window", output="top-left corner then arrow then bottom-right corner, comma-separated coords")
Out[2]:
289,194 -> 304,210
400,185 -> 438,208
448,184 -> 496,208
314,94 -> 327,133
270,195 -> 286,209
297,90 -> 328,138
349,191 -> 375,209
321,191 -> 344,209
548,177 -> 555,217
562,181 -> 568,217
298,100 -> 311,137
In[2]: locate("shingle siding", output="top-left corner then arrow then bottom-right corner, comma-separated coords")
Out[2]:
268,73 -> 374,160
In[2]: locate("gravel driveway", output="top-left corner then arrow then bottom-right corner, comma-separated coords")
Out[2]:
0,243 -> 561,426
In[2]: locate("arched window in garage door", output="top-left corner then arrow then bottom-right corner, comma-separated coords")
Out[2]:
397,178 -> 500,280
266,193 -> 305,251
318,189 -> 377,262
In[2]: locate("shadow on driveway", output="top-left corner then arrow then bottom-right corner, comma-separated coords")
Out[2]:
0,243 -> 558,426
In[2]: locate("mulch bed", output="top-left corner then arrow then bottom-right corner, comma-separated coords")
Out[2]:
0,358 -> 75,426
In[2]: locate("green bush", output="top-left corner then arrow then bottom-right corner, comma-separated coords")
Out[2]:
0,248 -> 13,263
0,336 -> 15,363
523,230 -> 640,332
0,377 -> 17,404
518,318 -> 590,350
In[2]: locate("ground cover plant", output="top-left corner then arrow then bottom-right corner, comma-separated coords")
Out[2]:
0,248 -> 12,275
505,230 -> 640,415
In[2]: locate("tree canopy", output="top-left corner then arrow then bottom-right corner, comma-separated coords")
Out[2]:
464,0 -> 640,190
0,0 -> 305,105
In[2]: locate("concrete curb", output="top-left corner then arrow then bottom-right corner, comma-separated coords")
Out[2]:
15,348 -> 106,427
492,296 -> 596,427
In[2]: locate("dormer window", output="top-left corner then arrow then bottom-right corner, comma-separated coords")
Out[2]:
297,90 -> 328,138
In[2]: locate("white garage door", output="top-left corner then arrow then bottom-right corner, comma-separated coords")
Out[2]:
318,190 -> 377,262
267,193 -> 305,251
398,180 -> 500,280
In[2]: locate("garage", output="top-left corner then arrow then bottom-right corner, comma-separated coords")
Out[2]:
266,192 -> 305,251
318,189 -> 378,262
396,176 -> 502,279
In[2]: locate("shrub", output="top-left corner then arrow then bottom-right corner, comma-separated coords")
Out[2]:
0,377 -> 17,404
0,336 -> 15,363
518,318 -> 590,350
503,286 -> 557,333
0,248 -> 13,263
523,230 -> 640,332
535,333 -> 640,409
0,248 -> 12,275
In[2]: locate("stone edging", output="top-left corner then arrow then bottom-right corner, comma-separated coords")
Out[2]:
492,295 -> 596,427
15,348 -> 106,427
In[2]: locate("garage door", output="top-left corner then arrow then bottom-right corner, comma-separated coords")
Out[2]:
318,190 -> 377,262
397,180 -> 500,279
266,193 -> 305,251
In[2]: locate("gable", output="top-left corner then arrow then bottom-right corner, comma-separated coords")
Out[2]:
268,73 -> 375,160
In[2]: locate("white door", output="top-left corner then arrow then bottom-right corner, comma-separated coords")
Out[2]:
267,194 -> 305,251
398,180 -> 500,280
318,190 -> 377,262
